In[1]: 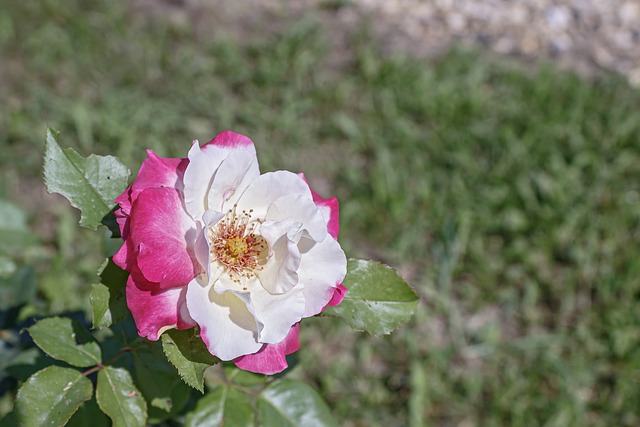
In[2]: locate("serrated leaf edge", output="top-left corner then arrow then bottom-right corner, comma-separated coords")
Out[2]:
161,333 -> 206,393
43,128 -> 130,230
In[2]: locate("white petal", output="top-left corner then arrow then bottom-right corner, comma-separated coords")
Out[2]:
186,275 -> 262,360
182,141 -> 256,221
317,204 -> 332,228
236,171 -> 312,219
256,219 -> 302,294
297,235 -> 347,317
194,210 -> 224,275
245,284 -> 305,344
213,274 -> 255,295
266,194 -> 327,242
209,150 -> 260,213
216,278 -> 305,345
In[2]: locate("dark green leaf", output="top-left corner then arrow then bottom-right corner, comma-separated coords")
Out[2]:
15,366 -> 93,427
96,366 -> 147,427
43,128 -> 130,229
258,380 -> 339,427
185,383 -> 254,427
27,317 -> 101,367
132,343 -> 191,422
101,208 -> 121,238
0,266 -> 36,311
0,413 -> 16,427
99,257 -> 129,285
161,328 -> 220,392
67,399 -> 110,427
324,259 -> 419,335
91,258 -> 128,328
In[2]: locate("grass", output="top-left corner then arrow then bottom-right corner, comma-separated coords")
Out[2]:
2,1 -> 640,425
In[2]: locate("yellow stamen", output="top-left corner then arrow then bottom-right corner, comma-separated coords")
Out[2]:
208,206 -> 267,284
226,237 -> 249,258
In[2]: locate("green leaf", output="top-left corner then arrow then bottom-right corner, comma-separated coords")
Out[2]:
161,328 -> 220,392
132,343 -> 191,422
323,259 -> 419,335
257,380 -> 339,427
0,413 -> 17,427
185,383 -> 254,427
96,366 -> 147,427
90,283 -> 112,328
43,128 -> 130,229
0,199 -> 38,254
0,266 -> 36,310
91,258 -> 129,328
67,399 -> 110,427
224,365 -> 268,387
101,208 -> 122,238
27,317 -> 101,367
15,366 -> 93,427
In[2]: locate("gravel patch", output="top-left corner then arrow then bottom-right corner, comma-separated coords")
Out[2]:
134,0 -> 640,85
349,0 -> 640,85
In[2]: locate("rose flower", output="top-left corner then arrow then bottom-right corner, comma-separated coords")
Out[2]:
113,131 -> 347,374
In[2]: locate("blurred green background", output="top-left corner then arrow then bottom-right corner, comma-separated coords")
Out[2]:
1,1 -> 640,426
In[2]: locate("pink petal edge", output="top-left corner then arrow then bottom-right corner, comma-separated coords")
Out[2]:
297,173 -> 340,239
112,234 -> 133,271
126,275 -> 195,341
129,150 -> 188,202
115,150 -> 187,217
203,130 -> 255,149
233,324 -> 301,375
326,284 -> 348,308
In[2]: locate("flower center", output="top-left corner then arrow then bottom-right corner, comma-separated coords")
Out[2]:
208,206 -> 267,285
226,237 -> 249,258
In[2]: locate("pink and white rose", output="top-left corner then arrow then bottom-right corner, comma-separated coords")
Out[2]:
113,131 -> 347,374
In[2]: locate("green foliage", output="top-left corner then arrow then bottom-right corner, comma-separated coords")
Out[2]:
184,374 -> 339,427
96,366 -> 147,427
161,328 -> 220,393
90,258 -> 128,328
132,344 -> 191,422
325,259 -> 419,335
90,283 -> 113,328
43,128 -> 130,229
27,317 -> 101,367
185,384 -> 254,427
66,400 -> 109,427
15,366 -> 93,427
257,380 -> 339,427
